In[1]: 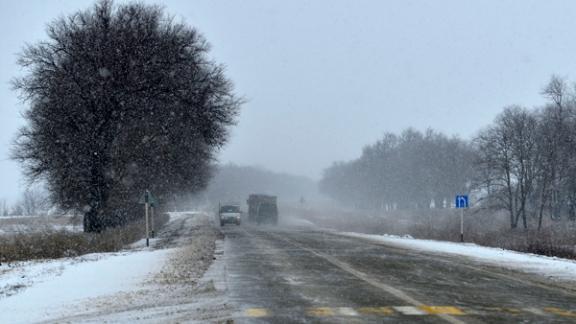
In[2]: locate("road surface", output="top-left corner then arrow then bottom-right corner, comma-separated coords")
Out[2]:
220,225 -> 576,323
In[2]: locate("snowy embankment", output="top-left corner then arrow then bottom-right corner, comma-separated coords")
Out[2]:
342,232 -> 576,282
0,211 -> 220,323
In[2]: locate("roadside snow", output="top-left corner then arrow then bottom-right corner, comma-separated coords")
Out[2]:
0,248 -> 172,323
0,210 -> 220,323
342,232 -> 576,282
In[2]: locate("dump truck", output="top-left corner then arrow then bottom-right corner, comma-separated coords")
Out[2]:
247,194 -> 278,225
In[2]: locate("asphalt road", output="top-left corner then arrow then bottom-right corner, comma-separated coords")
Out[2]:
221,224 -> 576,323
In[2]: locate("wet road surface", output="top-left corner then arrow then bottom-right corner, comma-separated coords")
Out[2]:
221,225 -> 576,323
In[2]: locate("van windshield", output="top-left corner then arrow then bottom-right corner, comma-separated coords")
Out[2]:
220,205 -> 240,213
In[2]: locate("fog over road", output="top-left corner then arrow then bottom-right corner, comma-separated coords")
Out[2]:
220,225 -> 576,323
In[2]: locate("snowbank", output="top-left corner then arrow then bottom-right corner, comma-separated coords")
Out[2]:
342,232 -> 576,282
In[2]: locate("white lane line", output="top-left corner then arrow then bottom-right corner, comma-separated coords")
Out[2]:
394,306 -> 428,315
335,307 -> 359,316
271,233 -> 467,324
523,307 -> 547,316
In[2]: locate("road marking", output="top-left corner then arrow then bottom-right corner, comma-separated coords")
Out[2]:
242,306 -> 576,318
245,308 -> 269,317
420,306 -> 465,315
357,307 -> 394,315
307,307 -> 335,317
523,307 -> 546,316
544,307 -> 576,318
335,307 -> 359,316
334,232 -> 576,297
270,233 -> 467,324
394,306 -> 427,315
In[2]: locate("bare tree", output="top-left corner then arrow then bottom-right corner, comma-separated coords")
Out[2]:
474,106 -> 539,229
0,199 -> 9,217
21,188 -> 50,216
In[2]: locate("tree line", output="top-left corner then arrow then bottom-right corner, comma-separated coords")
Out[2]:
320,76 -> 576,230
12,1 -> 240,232
320,129 -> 475,210
0,189 -> 50,217
203,164 -> 320,205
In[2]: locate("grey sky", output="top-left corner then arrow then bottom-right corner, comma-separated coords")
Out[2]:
2,0 -> 576,201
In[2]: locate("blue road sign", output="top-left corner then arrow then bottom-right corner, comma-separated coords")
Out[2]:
455,195 -> 469,208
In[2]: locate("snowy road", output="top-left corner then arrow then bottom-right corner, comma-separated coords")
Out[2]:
222,225 -> 576,323
5,217 -> 576,323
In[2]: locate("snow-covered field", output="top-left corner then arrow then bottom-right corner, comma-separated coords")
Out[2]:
0,211 -> 224,323
0,215 -> 82,235
343,232 -> 576,283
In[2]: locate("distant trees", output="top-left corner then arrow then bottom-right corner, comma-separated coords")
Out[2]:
12,1 -> 240,232
20,189 -> 47,216
321,76 -> 576,231
204,164 -> 319,204
320,129 -> 475,210
0,199 -> 8,217
320,77 -> 576,229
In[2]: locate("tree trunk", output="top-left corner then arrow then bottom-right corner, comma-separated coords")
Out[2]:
83,208 -> 104,232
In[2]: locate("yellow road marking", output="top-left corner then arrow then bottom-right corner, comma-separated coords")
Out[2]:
544,307 -> 576,318
420,306 -> 465,315
245,308 -> 269,317
307,307 -> 335,317
357,307 -> 394,315
242,306 -> 576,319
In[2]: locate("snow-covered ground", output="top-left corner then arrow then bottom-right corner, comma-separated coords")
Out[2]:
0,215 -> 82,235
0,211 -> 223,323
0,248 -> 173,323
342,232 -> 576,283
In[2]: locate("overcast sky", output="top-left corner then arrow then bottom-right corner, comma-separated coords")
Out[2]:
2,0 -> 576,201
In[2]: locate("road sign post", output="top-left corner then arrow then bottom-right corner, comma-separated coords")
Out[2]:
460,208 -> 464,242
145,190 -> 150,247
139,190 -> 159,247
150,205 -> 155,238
455,195 -> 469,243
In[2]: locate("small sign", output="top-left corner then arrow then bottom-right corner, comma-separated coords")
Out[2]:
139,191 -> 159,207
455,195 -> 469,208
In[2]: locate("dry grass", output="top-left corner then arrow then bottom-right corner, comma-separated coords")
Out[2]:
0,213 -> 169,264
